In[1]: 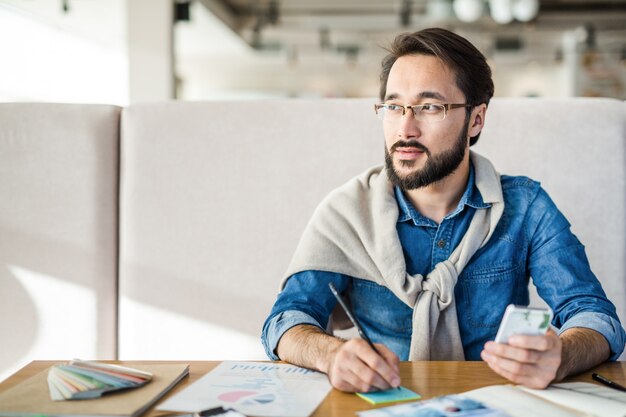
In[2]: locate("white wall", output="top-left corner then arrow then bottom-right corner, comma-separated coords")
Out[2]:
492,59 -> 569,98
127,0 -> 174,102
0,1 -> 128,105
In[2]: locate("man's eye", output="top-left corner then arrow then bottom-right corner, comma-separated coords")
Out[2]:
387,105 -> 403,112
420,104 -> 442,113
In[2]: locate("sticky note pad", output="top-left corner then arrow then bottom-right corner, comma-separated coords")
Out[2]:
356,386 -> 421,405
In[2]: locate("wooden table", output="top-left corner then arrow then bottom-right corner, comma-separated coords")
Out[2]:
1,361 -> 625,416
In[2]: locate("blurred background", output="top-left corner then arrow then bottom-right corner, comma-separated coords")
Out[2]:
0,0 -> 625,104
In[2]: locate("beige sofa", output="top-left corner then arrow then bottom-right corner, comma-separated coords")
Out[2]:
1,98 -> 625,381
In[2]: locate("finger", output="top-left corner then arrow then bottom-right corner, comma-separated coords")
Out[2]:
328,342 -> 375,392
482,351 -> 523,383
482,349 -> 537,378
481,349 -> 557,389
333,365 -> 379,392
333,340 -> 394,391
483,341 -> 542,364
327,358 -> 353,392
483,355 -> 547,388
359,343 -> 401,388
508,332 -> 559,351
375,343 -> 401,371
349,354 -> 394,391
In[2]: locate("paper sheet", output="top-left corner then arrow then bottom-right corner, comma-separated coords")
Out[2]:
357,394 -> 511,417
551,382 -> 626,404
157,361 -> 331,417
462,385 -> 580,417
520,382 -> 626,417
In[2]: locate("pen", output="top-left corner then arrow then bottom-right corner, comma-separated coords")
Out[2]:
592,373 -> 626,392
328,282 -> 400,389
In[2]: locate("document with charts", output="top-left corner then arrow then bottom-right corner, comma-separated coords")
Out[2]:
157,361 -> 332,417
461,382 -> 626,417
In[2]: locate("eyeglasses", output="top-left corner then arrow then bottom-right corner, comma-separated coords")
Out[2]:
374,103 -> 472,123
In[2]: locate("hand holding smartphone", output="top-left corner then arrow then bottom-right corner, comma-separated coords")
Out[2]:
495,304 -> 552,344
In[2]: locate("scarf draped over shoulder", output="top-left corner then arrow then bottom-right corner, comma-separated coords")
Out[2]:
282,151 -> 504,360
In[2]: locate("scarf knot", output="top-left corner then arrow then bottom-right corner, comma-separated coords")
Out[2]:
420,261 -> 457,308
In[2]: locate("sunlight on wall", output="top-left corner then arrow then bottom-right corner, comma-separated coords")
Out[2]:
0,7 -> 128,104
1,265 -> 98,382
119,297 -> 266,360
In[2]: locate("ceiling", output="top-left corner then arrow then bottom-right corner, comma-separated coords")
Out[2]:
2,0 -> 625,71
195,0 -> 626,60
202,0 -> 626,31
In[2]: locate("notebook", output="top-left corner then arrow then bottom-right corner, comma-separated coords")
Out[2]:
0,363 -> 189,417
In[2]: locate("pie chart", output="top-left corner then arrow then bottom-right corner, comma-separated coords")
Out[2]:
218,390 -> 276,405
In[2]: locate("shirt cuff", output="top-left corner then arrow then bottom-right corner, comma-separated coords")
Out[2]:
558,311 -> 626,360
261,310 -> 324,360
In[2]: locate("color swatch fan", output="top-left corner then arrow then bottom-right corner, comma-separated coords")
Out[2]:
47,360 -> 153,401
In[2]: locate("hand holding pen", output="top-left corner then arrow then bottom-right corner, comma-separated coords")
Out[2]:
328,282 -> 401,392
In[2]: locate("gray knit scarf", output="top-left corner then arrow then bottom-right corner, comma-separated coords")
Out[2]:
282,151 -> 504,360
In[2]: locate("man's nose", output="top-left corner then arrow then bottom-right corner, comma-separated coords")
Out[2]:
397,109 -> 421,139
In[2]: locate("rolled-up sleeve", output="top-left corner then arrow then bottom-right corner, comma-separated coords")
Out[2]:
261,270 -> 350,360
558,311 -> 626,360
262,310 -> 323,360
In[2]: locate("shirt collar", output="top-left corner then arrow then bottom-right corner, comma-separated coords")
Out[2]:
395,165 -> 490,226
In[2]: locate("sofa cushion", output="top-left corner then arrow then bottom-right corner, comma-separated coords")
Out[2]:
0,103 -> 120,381
118,99 -> 382,359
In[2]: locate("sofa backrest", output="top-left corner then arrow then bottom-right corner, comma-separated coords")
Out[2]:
1,98 -> 624,382
118,98 -> 626,361
0,104 -> 120,381
117,100 -> 383,360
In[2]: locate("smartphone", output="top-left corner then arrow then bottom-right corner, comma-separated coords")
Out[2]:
494,304 -> 553,344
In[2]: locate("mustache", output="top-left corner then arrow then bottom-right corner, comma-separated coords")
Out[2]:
390,140 -> 430,155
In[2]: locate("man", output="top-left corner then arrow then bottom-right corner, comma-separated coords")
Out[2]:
261,28 -> 625,393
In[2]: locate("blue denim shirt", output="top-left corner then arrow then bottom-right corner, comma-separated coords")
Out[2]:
262,168 -> 626,361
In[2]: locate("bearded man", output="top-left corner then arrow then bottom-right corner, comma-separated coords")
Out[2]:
261,28 -> 625,392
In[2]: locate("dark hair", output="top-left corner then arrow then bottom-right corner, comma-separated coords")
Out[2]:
379,28 -> 494,146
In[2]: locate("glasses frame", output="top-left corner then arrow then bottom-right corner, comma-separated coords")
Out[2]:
374,103 -> 473,122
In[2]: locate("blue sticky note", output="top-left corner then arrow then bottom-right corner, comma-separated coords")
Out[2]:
356,386 -> 421,405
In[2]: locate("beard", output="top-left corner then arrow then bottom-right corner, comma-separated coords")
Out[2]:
385,121 -> 469,190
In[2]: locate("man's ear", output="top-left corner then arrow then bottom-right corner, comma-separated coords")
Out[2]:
468,104 -> 487,138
